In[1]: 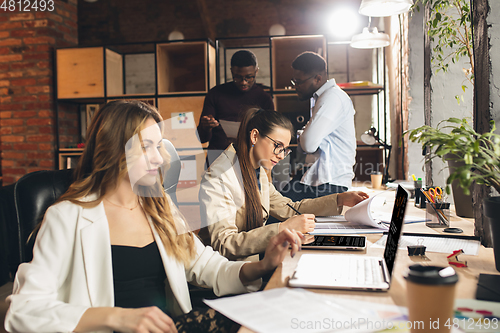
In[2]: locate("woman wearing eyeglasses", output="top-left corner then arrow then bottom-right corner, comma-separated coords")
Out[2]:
198,108 -> 369,261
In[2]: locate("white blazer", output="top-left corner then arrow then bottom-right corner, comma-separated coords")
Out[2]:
5,196 -> 257,333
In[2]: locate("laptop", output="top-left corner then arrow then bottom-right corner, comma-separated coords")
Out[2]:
288,185 -> 409,291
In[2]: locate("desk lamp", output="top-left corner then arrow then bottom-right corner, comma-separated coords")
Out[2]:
361,127 -> 392,183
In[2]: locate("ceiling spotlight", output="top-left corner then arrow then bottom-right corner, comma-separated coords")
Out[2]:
168,30 -> 185,41
269,24 -> 286,36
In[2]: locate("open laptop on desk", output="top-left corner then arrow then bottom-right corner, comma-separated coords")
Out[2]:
289,185 -> 409,291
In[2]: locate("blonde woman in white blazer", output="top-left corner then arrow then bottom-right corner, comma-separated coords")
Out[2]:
199,109 -> 369,261
5,101 -> 302,333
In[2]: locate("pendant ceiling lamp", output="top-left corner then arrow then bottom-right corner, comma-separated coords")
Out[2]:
351,26 -> 390,48
350,17 -> 390,49
359,0 -> 413,17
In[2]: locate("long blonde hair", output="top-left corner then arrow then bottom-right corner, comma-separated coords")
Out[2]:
59,100 -> 196,264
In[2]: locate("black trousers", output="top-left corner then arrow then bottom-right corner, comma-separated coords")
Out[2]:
279,167 -> 348,201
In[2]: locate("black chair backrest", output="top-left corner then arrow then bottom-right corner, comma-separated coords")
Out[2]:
0,169 -> 73,281
0,183 -> 15,284
14,169 -> 74,263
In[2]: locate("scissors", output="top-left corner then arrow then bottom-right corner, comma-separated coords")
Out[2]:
429,187 -> 443,203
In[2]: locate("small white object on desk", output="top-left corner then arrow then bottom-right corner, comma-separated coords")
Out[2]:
385,180 -> 415,190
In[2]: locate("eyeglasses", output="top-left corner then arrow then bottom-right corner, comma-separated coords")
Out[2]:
232,73 -> 256,83
263,134 -> 292,157
290,74 -> 316,87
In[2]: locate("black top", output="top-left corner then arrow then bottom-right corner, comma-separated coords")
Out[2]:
111,242 -> 168,314
197,82 -> 274,151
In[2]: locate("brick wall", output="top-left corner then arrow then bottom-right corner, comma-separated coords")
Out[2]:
0,0 -> 78,184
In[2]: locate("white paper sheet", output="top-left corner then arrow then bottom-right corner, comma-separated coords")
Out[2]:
344,193 -> 386,228
170,112 -> 196,129
204,288 -> 406,333
219,120 -> 241,138
374,213 -> 429,224
372,234 -> 480,255
311,222 -> 387,234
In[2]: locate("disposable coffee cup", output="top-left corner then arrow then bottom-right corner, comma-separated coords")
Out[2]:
405,265 -> 458,332
371,172 -> 383,189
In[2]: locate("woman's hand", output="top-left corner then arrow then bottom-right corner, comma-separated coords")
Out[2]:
261,228 -> 304,271
337,191 -> 369,207
110,307 -> 177,333
75,306 -> 177,333
239,228 -> 303,284
279,214 -> 315,233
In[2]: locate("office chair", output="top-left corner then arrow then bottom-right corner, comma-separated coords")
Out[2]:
0,169 -> 74,280
162,138 -> 181,207
0,183 -> 14,286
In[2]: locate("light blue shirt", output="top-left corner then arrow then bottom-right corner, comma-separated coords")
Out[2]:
298,79 -> 356,188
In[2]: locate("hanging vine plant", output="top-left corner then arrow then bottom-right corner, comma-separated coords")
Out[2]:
413,0 -> 473,103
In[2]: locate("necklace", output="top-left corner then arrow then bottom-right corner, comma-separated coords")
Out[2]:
105,198 -> 140,211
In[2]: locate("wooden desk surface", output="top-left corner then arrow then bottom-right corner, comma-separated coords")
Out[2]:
239,186 -> 498,333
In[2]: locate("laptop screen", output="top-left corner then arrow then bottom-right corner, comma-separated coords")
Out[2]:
383,185 -> 409,276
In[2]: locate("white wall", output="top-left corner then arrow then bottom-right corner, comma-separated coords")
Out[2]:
407,9 -> 425,182
429,53 -> 473,190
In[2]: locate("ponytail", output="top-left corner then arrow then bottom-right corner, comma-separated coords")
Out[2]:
235,108 -> 293,231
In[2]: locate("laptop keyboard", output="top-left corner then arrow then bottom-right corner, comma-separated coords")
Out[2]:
330,257 -> 383,285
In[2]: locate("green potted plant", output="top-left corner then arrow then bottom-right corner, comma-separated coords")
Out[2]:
407,117 -> 500,270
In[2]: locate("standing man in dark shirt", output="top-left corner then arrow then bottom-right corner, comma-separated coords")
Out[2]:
197,50 -> 274,166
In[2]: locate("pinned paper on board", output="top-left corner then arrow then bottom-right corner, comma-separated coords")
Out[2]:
171,112 -> 196,130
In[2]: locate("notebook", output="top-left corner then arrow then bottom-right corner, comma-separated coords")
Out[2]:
289,185 -> 409,291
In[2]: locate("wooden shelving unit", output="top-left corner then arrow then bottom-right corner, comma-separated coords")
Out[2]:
58,148 -> 84,170
55,35 -> 388,207
156,41 -> 216,95
55,40 -> 215,210
271,35 -> 327,92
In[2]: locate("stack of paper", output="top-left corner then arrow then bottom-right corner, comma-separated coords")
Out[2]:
205,288 -> 406,333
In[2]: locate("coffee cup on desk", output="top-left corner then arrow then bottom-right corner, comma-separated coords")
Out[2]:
405,265 -> 458,332
371,172 -> 383,189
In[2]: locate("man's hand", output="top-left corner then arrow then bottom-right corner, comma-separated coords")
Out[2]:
199,115 -> 219,129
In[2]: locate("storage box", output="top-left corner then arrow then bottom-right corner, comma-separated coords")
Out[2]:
156,41 -> 216,94
57,47 -> 124,99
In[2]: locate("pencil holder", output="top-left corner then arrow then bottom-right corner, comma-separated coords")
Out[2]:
426,202 -> 451,228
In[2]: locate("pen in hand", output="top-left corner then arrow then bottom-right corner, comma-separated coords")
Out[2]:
286,203 -> 317,223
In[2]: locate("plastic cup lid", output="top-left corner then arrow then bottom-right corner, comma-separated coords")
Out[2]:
404,265 -> 458,285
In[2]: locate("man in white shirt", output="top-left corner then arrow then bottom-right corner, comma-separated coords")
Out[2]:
280,51 -> 356,201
